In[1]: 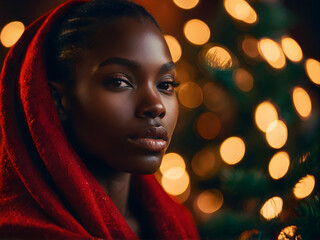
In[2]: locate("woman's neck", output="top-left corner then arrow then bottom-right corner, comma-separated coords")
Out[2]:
93,168 -> 132,217
100,172 -> 131,216
94,171 -> 142,237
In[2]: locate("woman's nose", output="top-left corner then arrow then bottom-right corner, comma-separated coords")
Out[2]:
135,87 -> 166,119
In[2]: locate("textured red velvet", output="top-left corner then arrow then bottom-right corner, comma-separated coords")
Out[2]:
0,0 -> 200,239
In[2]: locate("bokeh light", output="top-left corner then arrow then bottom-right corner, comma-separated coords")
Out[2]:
292,87 -> 312,119
192,148 -> 218,178
164,35 -> 182,62
233,68 -> 254,92
205,46 -> 233,70
184,19 -> 210,45
173,0 -> 199,9
220,136 -> 245,165
197,189 -> 224,214
196,112 -> 221,140
175,184 -> 191,204
281,36 -> 303,63
224,0 -> 258,24
159,153 -> 189,196
178,81 -> 203,108
258,38 -> 286,69
293,175 -> 315,199
305,58 -> 320,85
161,170 -> 190,196
268,151 -> 290,180
163,166 -> 185,179
241,35 -> 259,59
266,120 -> 288,149
202,82 -> 228,111
176,61 -> 195,84
260,196 -> 283,220
278,226 -> 297,240
160,152 -> 186,175
254,101 -> 278,132
0,21 -> 25,48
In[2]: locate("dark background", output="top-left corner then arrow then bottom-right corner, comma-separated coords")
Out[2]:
0,0 -> 319,66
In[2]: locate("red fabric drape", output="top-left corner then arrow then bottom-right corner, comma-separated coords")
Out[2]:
0,0 -> 200,239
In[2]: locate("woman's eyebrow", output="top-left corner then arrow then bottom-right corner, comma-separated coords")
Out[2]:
98,57 -> 140,69
159,61 -> 175,73
98,58 -> 175,73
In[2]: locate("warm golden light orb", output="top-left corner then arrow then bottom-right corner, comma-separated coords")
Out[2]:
241,35 -> 259,58
176,61 -> 195,84
305,58 -> 320,85
233,68 -> 254,92
184,19 -> 210,45
260,196 -> 283,220
173,0 -> 200,10
266,120 -> 288,149
254,101 -> 278,132
178,81 -> 203,109
293,175 -> 315,199
192,149 -> 216,177
278,226 -> 297,240
258,38 -> 286,69
196,112 -> 221,140
160,153 -> 186,175
292,87 -> 312,119
268,151 -> 290,180
197,189 -> 224,214
220,137 -> 245,165
281,36 -> 303,63
202,82 -> 229,112
161,170 -> 190,196
206,46 -> 233,70
164,35 -> 182,63
224,0 -> 258,24
0,21 -> 25,48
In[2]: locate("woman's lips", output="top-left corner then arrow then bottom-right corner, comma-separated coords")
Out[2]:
129,138 -> 167,152
128,126 -> 168,152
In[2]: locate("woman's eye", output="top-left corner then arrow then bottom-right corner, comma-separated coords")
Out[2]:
104,77 -> 132,89
158,80 -> 180,93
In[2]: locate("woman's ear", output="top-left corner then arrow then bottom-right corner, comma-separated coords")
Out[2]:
48,81 -> 69,121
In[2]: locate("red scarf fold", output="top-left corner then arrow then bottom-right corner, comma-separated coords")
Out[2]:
0,0 -> 200,239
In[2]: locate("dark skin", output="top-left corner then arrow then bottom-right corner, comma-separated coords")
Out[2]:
50,17 -> 179,237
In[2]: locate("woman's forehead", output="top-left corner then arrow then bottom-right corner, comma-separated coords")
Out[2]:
77,18 -> 172,71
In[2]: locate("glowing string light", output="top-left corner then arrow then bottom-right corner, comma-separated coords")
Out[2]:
265,120 -> 288,149
258,38 -> 286,69
293,175 -> 315,199
164,35 -> 182,62
281,36 -> 303,62
254,101 -> 278,133
278,226 -> 297,240
224,0 -> 258,24
292,87 -> 312,119
0,21 -> 25,48
220,136 -> 245,165
305,58 -> 320,85
260,196 -> 283,220
233,68 -> 254,92
268,151 -> 290,180
173,0 -> 199,10
197,189 -> 224,214
178,81 -> 203,109
184,19 -> 210,45
205,46 -> 233,70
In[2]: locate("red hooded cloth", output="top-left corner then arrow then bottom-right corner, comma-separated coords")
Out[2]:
0,0 -> 200,239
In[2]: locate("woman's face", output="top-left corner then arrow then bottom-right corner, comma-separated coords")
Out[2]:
62,18 -> 179,174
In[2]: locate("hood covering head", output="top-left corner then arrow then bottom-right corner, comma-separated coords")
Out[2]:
0,0 -> 199,239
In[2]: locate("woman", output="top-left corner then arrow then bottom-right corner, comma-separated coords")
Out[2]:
0,0 -> 200,239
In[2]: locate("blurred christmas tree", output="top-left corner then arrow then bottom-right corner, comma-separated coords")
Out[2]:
156,0 -> 320,239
